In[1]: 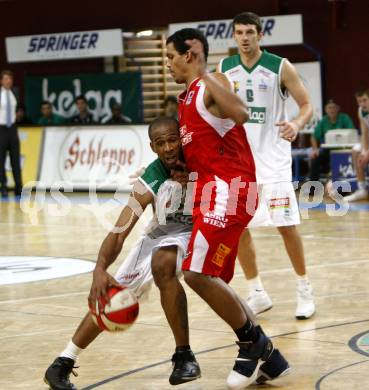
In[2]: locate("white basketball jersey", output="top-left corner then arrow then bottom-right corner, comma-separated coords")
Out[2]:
220,50 -> 292,184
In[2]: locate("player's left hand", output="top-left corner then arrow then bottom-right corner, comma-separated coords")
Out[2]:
185,39 -> 207,77
276,121 -> 299,142
171,160 -> 189,186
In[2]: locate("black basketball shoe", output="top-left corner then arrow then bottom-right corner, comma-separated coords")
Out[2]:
255,326 -> 290,384
44,357 -> 78,390
227,330 -> 273,389
169,349 -> 201,385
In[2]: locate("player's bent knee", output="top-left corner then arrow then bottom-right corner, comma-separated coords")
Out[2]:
183,270 -> 202,289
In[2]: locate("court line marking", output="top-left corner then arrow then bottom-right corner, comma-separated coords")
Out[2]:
315,359 -> 369,390
1,257 -> 369,305
80,318 -> 369,389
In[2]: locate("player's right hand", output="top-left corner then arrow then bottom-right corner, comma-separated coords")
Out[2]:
88,268 -> 121,313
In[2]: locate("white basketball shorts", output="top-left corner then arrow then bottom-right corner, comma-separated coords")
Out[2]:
114,232 -> 190,300
248,182 -> 300,228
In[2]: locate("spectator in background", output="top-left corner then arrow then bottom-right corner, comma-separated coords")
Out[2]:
310,99 -> 354,182
163,95 -> 178,119
37,101 -> 65,125
0,70 -> 22,198
103,102 -> 132,124
70,95 -> 95,125
15,106 -> 32,125
345,88 -> 369,201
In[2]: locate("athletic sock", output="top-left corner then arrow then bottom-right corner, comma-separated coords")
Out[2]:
296,274 -> 309,286
235,319 -> 258,343
247,275 -> 264,291
60,341 -> 84,361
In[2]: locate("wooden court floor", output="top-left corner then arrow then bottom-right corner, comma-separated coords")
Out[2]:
1,194 -> 369,390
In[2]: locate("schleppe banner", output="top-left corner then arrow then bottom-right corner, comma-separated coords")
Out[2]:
37,126 -> 156,191
6,29 -> 123,62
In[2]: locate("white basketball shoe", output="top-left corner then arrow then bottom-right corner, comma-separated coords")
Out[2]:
246,290 -> 273,315
295,282 -> 315,320
345,188 -> 368,202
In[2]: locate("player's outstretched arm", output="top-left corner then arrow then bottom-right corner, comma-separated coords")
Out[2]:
280,60 -> 313,135
89,181 -> 153,309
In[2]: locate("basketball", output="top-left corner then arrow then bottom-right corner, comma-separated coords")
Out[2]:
89,286 -> 139,332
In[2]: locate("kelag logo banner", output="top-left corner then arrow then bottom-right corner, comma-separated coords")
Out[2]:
25,72 -> 143,123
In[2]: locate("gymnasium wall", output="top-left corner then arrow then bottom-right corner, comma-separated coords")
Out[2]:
0,0 -> 367,123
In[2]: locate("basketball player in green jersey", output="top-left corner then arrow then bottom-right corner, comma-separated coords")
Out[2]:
219,12 -> 315,319
44,117 -> 200,389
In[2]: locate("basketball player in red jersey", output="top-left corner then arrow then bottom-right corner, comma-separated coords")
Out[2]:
166,28 -> 290,389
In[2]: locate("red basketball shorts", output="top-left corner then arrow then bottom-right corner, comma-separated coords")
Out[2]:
182,213 -> 247,284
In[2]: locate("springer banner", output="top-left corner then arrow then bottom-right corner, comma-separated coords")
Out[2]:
169,14 -> 303,53
25,72 -> 143,124
6,29 -> 123,62
37,126 -> 156,191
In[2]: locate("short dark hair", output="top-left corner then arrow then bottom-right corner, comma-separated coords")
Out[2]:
355,88 -> 369,98
163,95 -> 178,107
232,12 -> 262,33
41,100 -> 52,107
148,116 -> 179,140
75,95 -> 87,103
1,69 -> 14,80
166,28 -> 209,61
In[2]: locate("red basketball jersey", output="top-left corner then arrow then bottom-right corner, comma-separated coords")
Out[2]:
178,77 -> 257,224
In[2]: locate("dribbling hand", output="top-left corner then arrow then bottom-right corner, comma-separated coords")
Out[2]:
88,268 -> 121,313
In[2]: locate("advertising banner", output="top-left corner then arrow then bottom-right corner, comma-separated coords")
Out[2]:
6,29 -> 123,63
25,72 -> 143,124
37,126 -> 156,191
5,127 -> 43,188
169,14 -> 303,53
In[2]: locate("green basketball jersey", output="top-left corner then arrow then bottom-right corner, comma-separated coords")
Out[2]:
138,158 -> 192,238
220,50 -> 292,184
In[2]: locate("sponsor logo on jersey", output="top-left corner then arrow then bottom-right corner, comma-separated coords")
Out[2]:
258,79 -> 268,91
229,68 -> 240,76
233,81 -> 240,93
211,243 -> 231,267
247,107 -> 266,124
203,211 -> 228,228
179,124 -> 193,146
186,91 -> 195,105
246,79 -> 253,86
259,69 -> 272,78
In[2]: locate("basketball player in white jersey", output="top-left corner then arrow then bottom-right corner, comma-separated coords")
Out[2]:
345,88 -> 369,201
44,117 -> 201,390
219,12 -> 315,319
